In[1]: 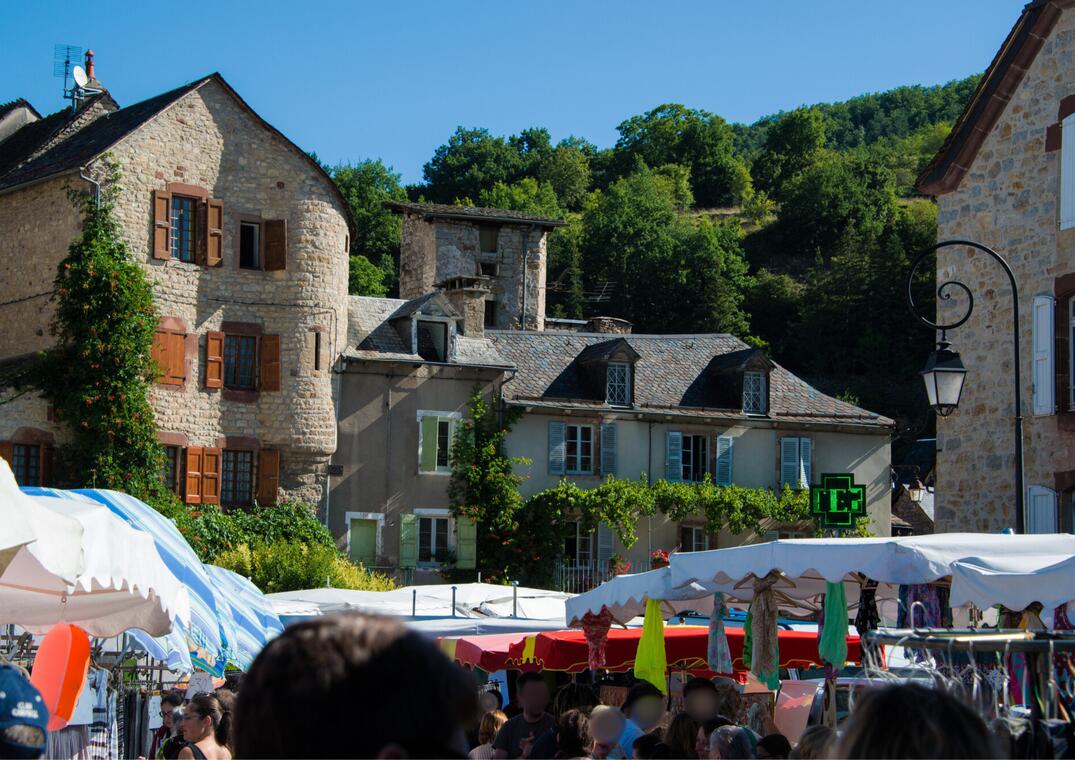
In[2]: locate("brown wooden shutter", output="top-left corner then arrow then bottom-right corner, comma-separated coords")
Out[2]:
206,199 -> 224,267
257,449 -> 280,506
170,332 -> 187,383
185,447 -> 203,504
201,448 -> 222,505
152,190 -> 171,260
259,335 -> 281,391
264,219 -> 287,271
40,446 -> 54,487
0,442 -> 12,467
1058,297 -> 1070,413
151,330 -> 169,384
205,332 -> 224,389
195,200 -> 208,266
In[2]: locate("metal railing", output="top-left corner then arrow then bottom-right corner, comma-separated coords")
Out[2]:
554,559 -> 612,594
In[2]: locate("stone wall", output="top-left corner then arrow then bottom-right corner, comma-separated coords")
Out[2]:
933,8 -> 1075,531
0,78 -> 350,505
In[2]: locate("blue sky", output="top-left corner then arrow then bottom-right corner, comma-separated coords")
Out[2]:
1,1 -> 1020,184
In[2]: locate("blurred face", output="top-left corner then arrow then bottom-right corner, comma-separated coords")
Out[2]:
180,709 -> 209,742
161,703 -> 174,730
630,696 -> 664,732
519,681 -> 549,716
685,689 -> 719,722
480,691 -> 501,714
589,710 -> 623,746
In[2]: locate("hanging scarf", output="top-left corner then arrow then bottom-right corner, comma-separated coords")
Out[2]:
634,598 -> 668,694
582,607 -> 613,671
707,592 -> 733,674
819,582 -> 848,668
854,581 -> 880,634
751,573 -> 780,690
743,603 -> 753,670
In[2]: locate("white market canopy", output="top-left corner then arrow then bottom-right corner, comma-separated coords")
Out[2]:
949,553 -> 1075,611
564,566 -> 713,626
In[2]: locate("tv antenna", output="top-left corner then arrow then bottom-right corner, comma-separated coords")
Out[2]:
53,44 -> 100,110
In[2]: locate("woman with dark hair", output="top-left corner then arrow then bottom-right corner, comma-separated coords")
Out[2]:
529,682 -> 599,759
554,709 -> 591,759
835,683 -> 999,759
663,712 -> 700,759
178,693 -> 232,760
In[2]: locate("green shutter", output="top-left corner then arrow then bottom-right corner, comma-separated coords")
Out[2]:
455,517 -> 477,569
420,416 -> 438,472
399,513 -> 418,569
665,432 -> 682,481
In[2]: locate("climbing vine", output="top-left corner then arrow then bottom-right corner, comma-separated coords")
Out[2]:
32,160 -> 169,500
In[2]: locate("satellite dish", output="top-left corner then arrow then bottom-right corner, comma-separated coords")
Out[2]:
72,65 -> 88,88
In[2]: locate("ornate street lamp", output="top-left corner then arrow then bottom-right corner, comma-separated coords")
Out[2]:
906,240 -> 1025,534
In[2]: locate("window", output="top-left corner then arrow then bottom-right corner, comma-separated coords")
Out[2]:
418,516 -> 451,564
11,444 -> 40,487
484,300 -> 496,328
221,450 -> 254,508
564,522 -> 593,565
1068,297 -> 1075,408
480,262 -> 499,277
479,226 -> 499,254
1033,294 -> 1055,415
607,362 -> 631,406
170,196 -> 196,262
681,434 -> 709,482
743,371 -> 766,413
419,412 -> 459,474
436,419 -> 451,469
679,525 -> 707,552
780,437 -> 812,489
565,425 -> 593,474
239,222 -> 261,269
416,320 -> 448,362
1028,485 -> 1059,533
224,335 -> 258,390
161,445 -> 181,493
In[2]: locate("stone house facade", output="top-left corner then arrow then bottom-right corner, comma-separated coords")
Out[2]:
385,201 -> 563,331
919,0 -> 1075,533
0,60 -> 352,508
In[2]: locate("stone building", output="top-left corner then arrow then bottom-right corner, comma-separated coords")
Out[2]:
0,55 -> 352,508
918,0 -> 1075,533
385,201 -> 563,331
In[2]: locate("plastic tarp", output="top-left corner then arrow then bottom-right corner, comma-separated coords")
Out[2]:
499,626 -> 863,674
565,566 -> 714,626
949,553 -> 1075,610
205,566 -> 284,669
7,495 -> 191,638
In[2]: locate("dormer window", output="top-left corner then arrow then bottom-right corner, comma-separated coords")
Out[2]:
416,320 -> 448,362
743,371 -> 766,414
607,362 -> 631,406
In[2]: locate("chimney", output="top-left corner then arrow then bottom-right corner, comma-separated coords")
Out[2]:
84,50 -> 95,81
586,316 -> 633,335
439,276 -> 491,339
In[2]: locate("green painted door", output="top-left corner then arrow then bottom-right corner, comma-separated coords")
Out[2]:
349,518 -> 377,567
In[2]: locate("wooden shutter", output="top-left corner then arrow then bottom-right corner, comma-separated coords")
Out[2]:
201,448 -> 221,505
665,431 -> 683,481
1027,486 -> 1059,533
799,437 -> 813,488
185,447 -> 203,504
780,438 -> 800,489
1063,114 -> 1075,230
716,435 -> 733,486
419,416 -> 439,472
548,421 -> 566,475
0,442 -> 12,467
399,513 -> 418,569
1057,296 -> 1071,413
264,219 -> 287,271
257,449 -> 280,506
600,423 -> 617,477
206,199 -> 224,267
1034,295 -> 1056,415
40,446 -> 54,487
455,516 -> 477,569
205,332 -> 224,389
259,335 -> 281,392
152,190 -> 171,260
153,330 -> 185,385
597,523 -> 614,567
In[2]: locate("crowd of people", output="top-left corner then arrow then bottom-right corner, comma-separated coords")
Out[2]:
0,613 -> 1010,758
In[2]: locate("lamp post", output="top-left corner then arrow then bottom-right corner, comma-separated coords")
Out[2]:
905,239 -> 1025,534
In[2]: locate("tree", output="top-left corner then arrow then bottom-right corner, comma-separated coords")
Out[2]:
348,254 -> 389,297
331,159 -> 407,296
536,143 -> 592,210
34,163 -> 166,498
751,108 -> 827,199
422,127 -> 523,203
478,178 -> 562,218
547,215 -> 586,319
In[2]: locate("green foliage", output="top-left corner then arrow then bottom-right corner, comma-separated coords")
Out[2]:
751,108 -> 827,199
348,254 -> 390,297
33,162 -> 167,498
170,499 -> 336,563
331,159 -> 406,296
546,215 -> 586,320
422,127 -> 524,204
478,178 -> 562,218
215,541 -> 396,593
741,188 -> 775,226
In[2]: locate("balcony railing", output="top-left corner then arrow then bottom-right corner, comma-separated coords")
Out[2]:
554,559 -> 613,594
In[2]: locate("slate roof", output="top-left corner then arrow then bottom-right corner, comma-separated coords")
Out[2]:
488,331 -> 894,428
383,200 -> 565,227
345,295 -> 511,368
0,98 -> 39,120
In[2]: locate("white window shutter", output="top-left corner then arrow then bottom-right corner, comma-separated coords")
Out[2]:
716,435 -> 733,486
1033,294 -> 1056,415
548,421 -> 566,475
665,432 -> 683,481
597,523 -> 614,566
780,438 -> 799,489
1028,485 -> 1059,533
600,423 -> 618,477
799,437 -> 812,487
1062,114 -> 1075,230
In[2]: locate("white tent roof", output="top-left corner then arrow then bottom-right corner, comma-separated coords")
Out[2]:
564,567 -> 715,626
0,461 -> 82,586
949,553 -> 1075,610
0,495 -> 191,637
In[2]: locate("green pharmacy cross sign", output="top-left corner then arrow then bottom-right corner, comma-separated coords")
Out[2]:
810,473 -> 866,530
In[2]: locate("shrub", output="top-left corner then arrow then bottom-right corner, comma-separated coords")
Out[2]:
215,541 -> 395,593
